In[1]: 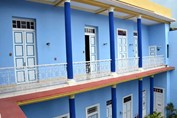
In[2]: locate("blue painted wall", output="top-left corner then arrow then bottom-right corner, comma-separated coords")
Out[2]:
21,97 -> 69,118
169,31 -> 177,107
0,0 -> 151,68
148,24 -> 167,56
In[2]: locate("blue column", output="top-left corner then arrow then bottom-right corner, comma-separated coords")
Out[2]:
137,16 -> 143,68
109,8 -> 116,72
150,76 -> 154,114
112,85 -> 117,118
64,0 -> 73,79
139,78 -> 143,118
69,95 -> 76,118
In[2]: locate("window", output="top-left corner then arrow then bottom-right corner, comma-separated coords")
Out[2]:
53,113 -> 69,118
85,27 -> 95,34
12,18 -> 35,29
86,104 -> 100,118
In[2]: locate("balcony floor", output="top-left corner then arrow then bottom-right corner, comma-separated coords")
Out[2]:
0,66 -> 174,118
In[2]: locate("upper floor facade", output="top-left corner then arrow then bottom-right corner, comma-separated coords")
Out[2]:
0,0 -> 175,95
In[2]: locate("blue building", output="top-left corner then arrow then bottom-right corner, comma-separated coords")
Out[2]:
0,0 -> 176,118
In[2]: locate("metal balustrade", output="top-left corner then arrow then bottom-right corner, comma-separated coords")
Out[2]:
142,55 -> 165,69
73,59 -> 111,81
116,57 -> 139,74
0,56 -> 165,93
0,63 -> 67,93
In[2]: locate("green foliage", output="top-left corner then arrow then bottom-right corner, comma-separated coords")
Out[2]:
166,103 -> 177,118
145,111 -> 163,118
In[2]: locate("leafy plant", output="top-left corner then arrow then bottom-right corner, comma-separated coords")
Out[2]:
145,111 -> 163,118
166,103 -> 177,118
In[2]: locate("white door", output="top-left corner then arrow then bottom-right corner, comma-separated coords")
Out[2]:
106,100 -> 112,118
123,95 -> 132,118
154,88 -> 164,116
85,27 -> 97,73
143,90 -> 147,118
118,29 -> 128,59
13,19 -> 37,84
117,30 -> 128,69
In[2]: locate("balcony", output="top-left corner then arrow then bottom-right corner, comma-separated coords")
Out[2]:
0,55 -> 165,95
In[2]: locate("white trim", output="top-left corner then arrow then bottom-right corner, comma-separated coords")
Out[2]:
122,94 -> 133,118
117,28 -> 128,59
86,104 -> 100,118
54,113 -> 69,118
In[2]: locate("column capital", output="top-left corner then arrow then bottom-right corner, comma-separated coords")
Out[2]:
109,7 -> 114,12
69,95 -> 75,99
137,15 -> 142,19
112,85 -> 116,88
139,78 -> 143,81
65,0 -> 71,3
151,75 -> 154,78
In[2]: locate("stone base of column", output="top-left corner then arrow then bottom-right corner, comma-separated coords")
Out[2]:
67,79 -> 76,85
138,68 -> 144,71
111,72 -> 118,77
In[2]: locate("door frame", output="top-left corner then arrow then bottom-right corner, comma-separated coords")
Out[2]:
117,28 -> 128,59
85,26 -> 98,73
122,94 -> 133,118
154,87 -> 165,116
12,18 -> 37,84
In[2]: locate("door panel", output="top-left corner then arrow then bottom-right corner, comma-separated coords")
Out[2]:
89,35 -> 97,73
16,71 -> 25,82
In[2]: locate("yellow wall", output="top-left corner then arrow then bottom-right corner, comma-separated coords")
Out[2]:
119,0 -> 172,17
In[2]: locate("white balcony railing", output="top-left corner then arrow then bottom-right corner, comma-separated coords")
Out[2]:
0,56 -> 166,93
0,63 -> 67,93
142,55 -> 165,69
73,59 -> 111,81
116,57 -> 139,74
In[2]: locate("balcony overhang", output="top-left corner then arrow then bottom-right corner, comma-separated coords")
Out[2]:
0,66 -> 174,118
27,0 -> 176,25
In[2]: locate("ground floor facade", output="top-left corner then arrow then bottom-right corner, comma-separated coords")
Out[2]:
20,72 -> 168,118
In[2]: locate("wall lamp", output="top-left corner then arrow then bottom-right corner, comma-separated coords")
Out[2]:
46,42 -> 50,46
